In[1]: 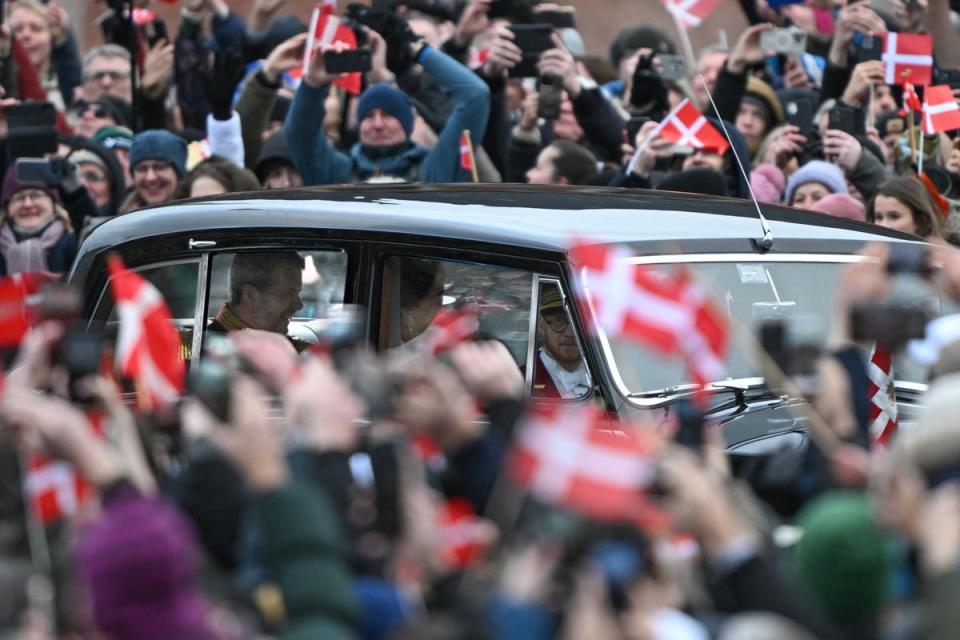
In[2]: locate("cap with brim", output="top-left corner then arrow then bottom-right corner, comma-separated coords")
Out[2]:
540,287 -> 564,312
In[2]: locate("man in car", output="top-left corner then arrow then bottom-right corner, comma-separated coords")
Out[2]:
209,252 -> 305,336
532,287 -> 591,398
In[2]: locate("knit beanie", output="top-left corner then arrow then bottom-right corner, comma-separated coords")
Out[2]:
657,167 -> 728,197
1,166 -> 60,206
784,161 -> 847,205
609,26 -> 676,68
93,125 -> 133,151
750,163 -> 785,204
793,491 -> 890,628
130,130 -> 188,177
356,84 -> 415,138
809,193 -> 866,221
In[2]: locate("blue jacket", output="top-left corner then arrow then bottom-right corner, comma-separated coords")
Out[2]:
285,46 -> 490,184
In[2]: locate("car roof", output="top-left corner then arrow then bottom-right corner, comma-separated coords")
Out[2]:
78,183 -> 915,259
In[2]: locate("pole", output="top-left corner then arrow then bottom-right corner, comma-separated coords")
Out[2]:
918,130 -> 924,176
18,455 -> 58,637
463,129 -> 479,183
671,13 -> 697,70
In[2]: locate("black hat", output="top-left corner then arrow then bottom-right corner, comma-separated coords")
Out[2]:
609,26 -> 676,68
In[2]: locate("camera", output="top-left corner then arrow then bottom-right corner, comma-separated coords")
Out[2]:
759,319 -> 823,397
850,301 -> 931,347
537,73 -> 563,121
628,53 -> 668,119
759,28 -> 807,56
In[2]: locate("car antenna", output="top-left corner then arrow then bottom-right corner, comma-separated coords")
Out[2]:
697,74 -> 774,252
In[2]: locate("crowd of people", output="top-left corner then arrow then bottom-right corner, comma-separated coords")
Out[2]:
3,0 -> 960,638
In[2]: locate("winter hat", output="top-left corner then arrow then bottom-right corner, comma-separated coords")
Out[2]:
744,76 -> 785,128
783,160 -> 846,205
793,491 -> 890,627
93,125 -> 133,151
750,163 -> 786,204
74,489 -> 221,640
1,166 -> 60,207
657,168 -> 728,197
255,131 -> 295,182
70,148 -> 108,172
356,84 -> 415,137
809,193 -> 866,221
609,26 -> 676,68
130,130 -> 188,177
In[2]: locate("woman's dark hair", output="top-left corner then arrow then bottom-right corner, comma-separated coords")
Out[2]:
398,257 -> 443,308
867,176 -> 943,239
178,155 -> 261,199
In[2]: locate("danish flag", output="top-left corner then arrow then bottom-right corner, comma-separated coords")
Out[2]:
421,304 -> 479,357
437,498 -> 492,570
509,403 -> 668,528
660,0 -> 722,29
459,130 -> 475,171
304,0 -> 362,95
881,32 -> 933,86
922,85 -> 960,134
901,81 -> 923,115
25,413 -> 104,525
658,99 -> 729,156
569,242 -> 728,388
107,255 -> 185,411
867,345 -> 898,448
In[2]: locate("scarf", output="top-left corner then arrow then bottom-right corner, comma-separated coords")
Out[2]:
0,218 -> 65,275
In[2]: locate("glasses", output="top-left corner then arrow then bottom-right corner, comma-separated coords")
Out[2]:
81,170 -> 107,183
541,312 -> 570,332
133,161 -> 173,176
85,69 -> 130,83
9,189 -> 50,206
81,107 -> 110,119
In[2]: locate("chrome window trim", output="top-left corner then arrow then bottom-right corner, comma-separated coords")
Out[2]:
88,257 -> 203,329
525,275 -> 542,397
191,253 -> 210,366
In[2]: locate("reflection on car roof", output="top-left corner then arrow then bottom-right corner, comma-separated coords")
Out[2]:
80,183 -> 919,258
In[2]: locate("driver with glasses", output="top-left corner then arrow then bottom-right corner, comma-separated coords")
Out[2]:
532,287 -> 591,399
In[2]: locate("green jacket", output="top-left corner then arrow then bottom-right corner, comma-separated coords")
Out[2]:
236,71 -> 279,171
249,481 -> 359,640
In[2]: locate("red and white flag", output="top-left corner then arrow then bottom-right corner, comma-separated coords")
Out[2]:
0,272 -> 57,347
570,242 -> 728,388
882,32 -> 933,85
304,0 -> 362,95
923,84 -> 960,134
437,498 -> 492,570
24,413 -> 103,525
459,131 -> 474,171
901,81 -> 923,115
867,345 -> 898,448
421,304 -> 479,357
660,0 -> 722,29
658,99 -> 729,156
107,255 -> 185,410
509,403 -> 668,527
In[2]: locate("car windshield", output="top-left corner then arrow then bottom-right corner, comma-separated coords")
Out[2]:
602,257 -> 950,399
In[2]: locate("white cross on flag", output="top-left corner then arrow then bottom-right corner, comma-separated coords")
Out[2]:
509,403 -> 668,527
867,345 -> 898,448
108,255 -> 185,411
304,0 -> 362,95
922,85 -> 960,134
421,304 -> 479,357
569,241 -> 728,388
882,32 -> 933,85
660,0 -> 721,29
658,99 -> 729,156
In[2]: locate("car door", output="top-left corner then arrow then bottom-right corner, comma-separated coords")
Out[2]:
367,242 -> 596,403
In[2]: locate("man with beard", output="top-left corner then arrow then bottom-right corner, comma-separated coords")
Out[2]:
532,287 -> 591,399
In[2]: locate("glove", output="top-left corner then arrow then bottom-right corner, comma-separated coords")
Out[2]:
207,49 -> 247,121
346,3 -> 421,76
629,53 -> 668,120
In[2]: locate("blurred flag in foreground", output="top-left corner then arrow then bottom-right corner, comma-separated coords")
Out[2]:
421,304 -> 480,357
108,255 -> 185,410
868,345 -> 898,449
661,0 -> 721,29
509,403 -> 668,530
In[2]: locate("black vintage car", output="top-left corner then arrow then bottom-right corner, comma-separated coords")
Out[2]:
70,184 -> 943,485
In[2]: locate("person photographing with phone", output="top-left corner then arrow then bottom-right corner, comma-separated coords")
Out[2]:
284,13 -> 490,184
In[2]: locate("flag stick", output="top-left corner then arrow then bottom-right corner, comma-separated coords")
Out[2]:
671,13 -> 697,70
18,455 -> 58,636
918,131 -> 924,176
866,84 -> 876,132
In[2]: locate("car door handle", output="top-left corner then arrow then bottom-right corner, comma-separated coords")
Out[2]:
188,239 -> 217,250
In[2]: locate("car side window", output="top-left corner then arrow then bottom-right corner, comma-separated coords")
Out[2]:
206,249 -> 347,343
378,255 -> 533,366
93,260 -> 200,360
531,281 -> 591,400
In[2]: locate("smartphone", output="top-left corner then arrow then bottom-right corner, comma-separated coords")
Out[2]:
856,32 -> 884,64
324,49 -> 373,74
537,73 -> 563,120
782,92 -> 816,137
55,323 -> 104,406
136,16 -> 168,48
535,8 -> 576,29
656,54 -> 687,81
5,102 -> 58,162
759,28 -> 807,56
509,23 -> 554,77
15,158 -> 61,186
886,242 -> 932,276
673,399 -> 705,451
828,105 -> 856,134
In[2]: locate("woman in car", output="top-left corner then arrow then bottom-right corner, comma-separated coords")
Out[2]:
867,176 -> 945,240
0,167 -> 77,277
